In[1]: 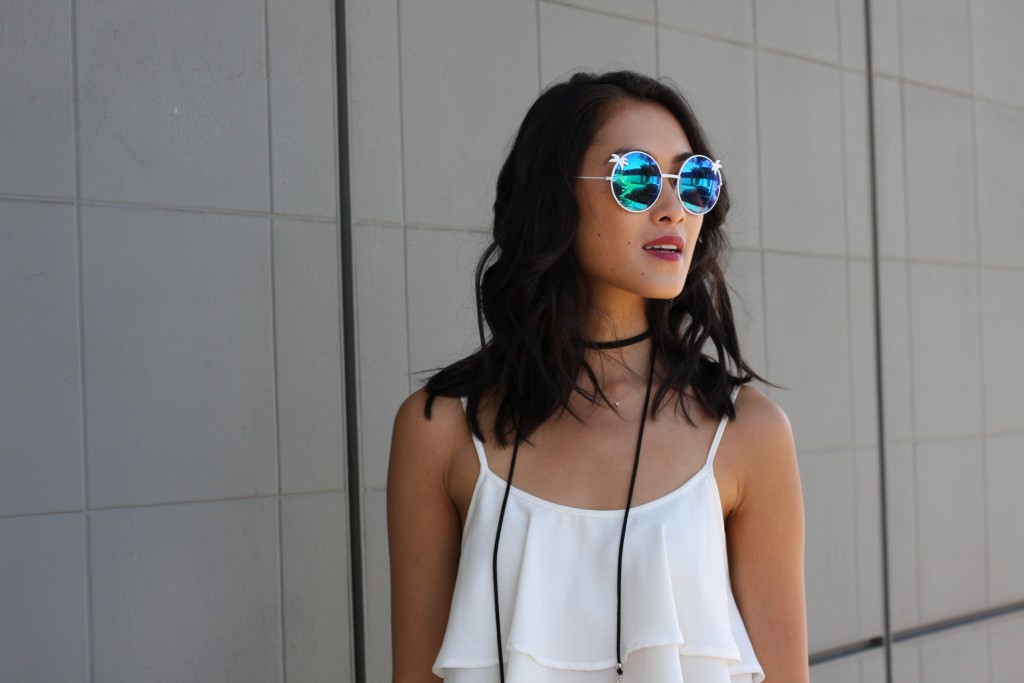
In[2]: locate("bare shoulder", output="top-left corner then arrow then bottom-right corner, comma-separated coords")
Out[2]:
390,388 -> 469,474
732,384 -> 795,454
717,384 -> 798,515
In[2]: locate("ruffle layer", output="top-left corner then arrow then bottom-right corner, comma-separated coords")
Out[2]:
438,647 -> 761,682
434,467 -> 765,683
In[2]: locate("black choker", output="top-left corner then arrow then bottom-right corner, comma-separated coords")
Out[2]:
582,329 -> 651,350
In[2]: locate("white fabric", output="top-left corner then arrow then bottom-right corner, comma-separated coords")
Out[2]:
435,388 -> 764,683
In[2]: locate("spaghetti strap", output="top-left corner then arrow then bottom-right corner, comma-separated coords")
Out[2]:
706,385 -> 742,469
460,397 -> 489,472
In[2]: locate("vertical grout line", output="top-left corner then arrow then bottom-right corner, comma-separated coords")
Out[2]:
839,69 -> 864,637
653,0 -> 660,76
69,0 -> 94,680
964,0 -> 991,622
336,0 -> 366,680
536,0 -> 543,88
398,0 -> 414,398
862,0 -> 894,680
262,0 -> 287,679
892,0 -> 923,636
750,2 -> 770,391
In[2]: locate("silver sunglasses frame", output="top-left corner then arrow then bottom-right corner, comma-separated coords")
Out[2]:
576,150 -> 723,215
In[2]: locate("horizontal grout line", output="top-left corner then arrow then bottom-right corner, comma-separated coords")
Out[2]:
808,602 -> 1024,665
0,193 -> 76,205
893,600 -> 1024,642
0,508 -> 85,522
886,431 -> 1024,446
0,488 -> 349,521
873,73 -> 1024,110
541,0 -> 874,74
878,256 -> 1024,272
809,636 -> 885,665
0,193 -> 338,223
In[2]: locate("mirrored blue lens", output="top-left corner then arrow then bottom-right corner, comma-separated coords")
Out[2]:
677,155 -> 721,215
611,151 -> 662,212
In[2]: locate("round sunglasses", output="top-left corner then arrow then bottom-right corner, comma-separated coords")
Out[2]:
576,151 -> 723,214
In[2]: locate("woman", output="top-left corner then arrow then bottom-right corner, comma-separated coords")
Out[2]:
388,71 -> 808,683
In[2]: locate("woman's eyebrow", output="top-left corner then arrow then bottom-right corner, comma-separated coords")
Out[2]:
607,147 -> 695,163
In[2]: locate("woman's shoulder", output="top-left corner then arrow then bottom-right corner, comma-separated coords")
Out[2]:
732,384 -> 793,446
391,389 -> 473,474
726,384 -> 798,494
391,389 -> 484,518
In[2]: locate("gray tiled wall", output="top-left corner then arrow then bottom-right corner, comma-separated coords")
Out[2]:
0,0 -> 351,679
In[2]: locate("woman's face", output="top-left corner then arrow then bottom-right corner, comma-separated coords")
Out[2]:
574,100 -> 704,306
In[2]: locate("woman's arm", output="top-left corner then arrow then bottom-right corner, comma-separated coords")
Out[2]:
388,390 -> 465,683
725,389 -> 809,683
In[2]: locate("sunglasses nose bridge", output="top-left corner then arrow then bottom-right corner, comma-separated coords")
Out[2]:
649,171 -> 691,219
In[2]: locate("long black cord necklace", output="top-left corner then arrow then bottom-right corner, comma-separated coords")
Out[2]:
492,348 -> 657,683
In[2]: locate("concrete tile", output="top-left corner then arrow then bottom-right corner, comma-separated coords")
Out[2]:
903,85 -> 976,264
724,249 -> 766,378
0,0 -> 74,198
548,0 -> 655,24
868,0 -> 901,77
659,31 -> 759,250
539,2 -> 656,85
858,649 -> 886,683
764,253 -> 853,452
849,261 -> 879,447
754,0 -> 840,64
871,77 -> 907,259
975,100 -> 1024,268
885,442 -> 919,630
843,72 -> 872,260
878,260 -> 913,442
919,622 -> 990,683
757,53 -> 846,256
854,447 -> 884,638
899,0 -> 971,93
981,269 -> 1024,434
405,227 -> 489,379
891,642 -> 922,683
90,499 -> 282,682
798,449 -> 861,652
657,0 -> 753,44
353,223 -> 409,490
915,438 -> 987,623
81,205 -> 276,507
76,0 -> 269,211
908,263 -> 982,439
0,200 -> 83,516
267,0 -> 336,218
985,434 -> 1024,605
972,0 -> 1024,108
273,218 -> 345,494
810,654 -> 860,683
345,0 -> 403,224
838,0 -> 867,70
281,492 -> 354,682
362,489 -> 391,682
990,613 -> 1024,682
0,514 -> 87,683
400,1 -> 538,228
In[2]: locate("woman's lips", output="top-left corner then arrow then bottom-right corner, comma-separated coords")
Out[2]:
643,235 -> 684,261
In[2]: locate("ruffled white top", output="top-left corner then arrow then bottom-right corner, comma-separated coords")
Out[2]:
434,388 -> 764,683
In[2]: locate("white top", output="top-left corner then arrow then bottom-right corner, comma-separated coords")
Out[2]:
434,388 -> 764,683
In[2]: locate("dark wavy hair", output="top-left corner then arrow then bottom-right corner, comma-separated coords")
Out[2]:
424,70 -> 763,446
